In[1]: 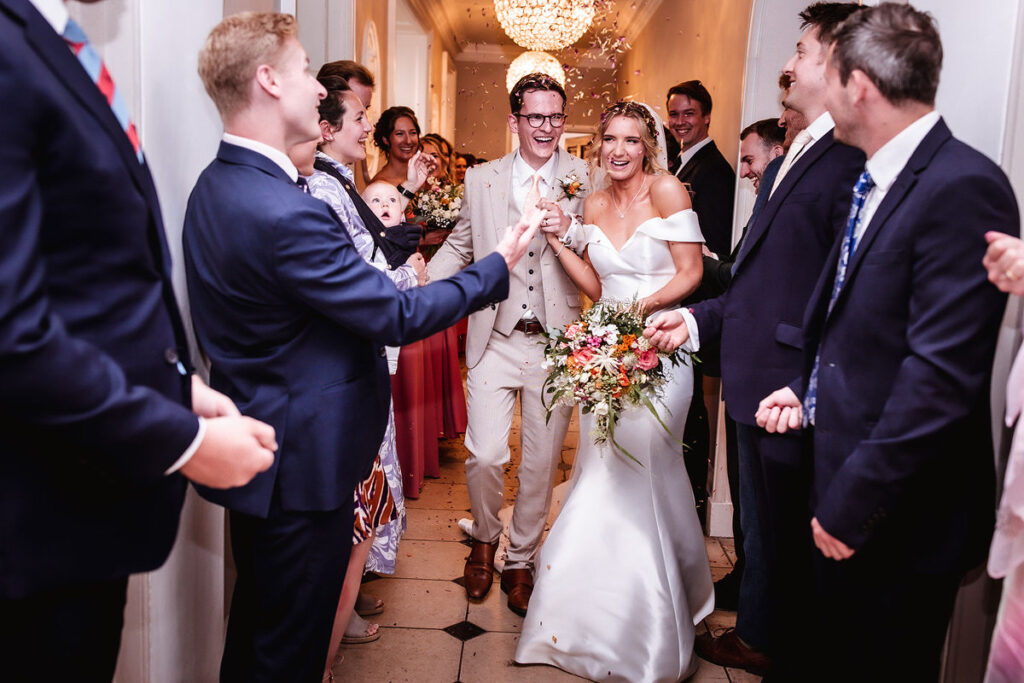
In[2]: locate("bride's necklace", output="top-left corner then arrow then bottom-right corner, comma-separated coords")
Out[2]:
612,175 -> 648,219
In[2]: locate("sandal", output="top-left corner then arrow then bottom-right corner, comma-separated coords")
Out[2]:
341,613 -> 381,645
355,590 -> 385,617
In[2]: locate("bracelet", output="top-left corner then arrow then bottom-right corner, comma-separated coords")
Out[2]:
396,184 -> 416,200
554,242 -> 566,257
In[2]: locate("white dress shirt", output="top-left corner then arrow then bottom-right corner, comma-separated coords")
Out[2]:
30,0 -> 68,32
223,133 -> 299,182
674,136 -> 714,177
853,110 -> 940,248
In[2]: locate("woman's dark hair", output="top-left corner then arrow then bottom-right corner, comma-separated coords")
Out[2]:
317,74 -> 351,130
372,106 -> 420,156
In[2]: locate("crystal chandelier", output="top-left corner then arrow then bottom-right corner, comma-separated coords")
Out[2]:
494,0 -> 596,51
506,51 -> 566,93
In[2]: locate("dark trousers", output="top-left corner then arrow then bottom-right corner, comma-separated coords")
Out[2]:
811,551 -> 963,682
222,501 -> 354,683
1,576 -> 128,683
734,422 -> 813,676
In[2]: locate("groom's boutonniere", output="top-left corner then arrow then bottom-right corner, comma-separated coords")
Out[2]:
557,172 -> 585,201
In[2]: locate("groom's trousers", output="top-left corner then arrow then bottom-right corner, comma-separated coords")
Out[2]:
464,328 -> 573,569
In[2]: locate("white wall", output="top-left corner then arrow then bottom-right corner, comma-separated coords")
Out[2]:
70,0 -> 228,680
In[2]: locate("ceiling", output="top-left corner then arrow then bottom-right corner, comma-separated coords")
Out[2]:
406,0 -> 665,64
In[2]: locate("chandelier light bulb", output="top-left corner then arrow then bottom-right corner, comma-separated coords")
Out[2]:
494,0 -> 596,51
506,51 -> 566,93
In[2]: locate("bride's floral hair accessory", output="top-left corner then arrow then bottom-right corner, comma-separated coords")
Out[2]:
601,100 -> 659,140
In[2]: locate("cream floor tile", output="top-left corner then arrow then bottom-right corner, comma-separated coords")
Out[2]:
710,564 -> 733,582
405,483 -> 471,510
460,632 -> 590,682
433,459 -> 467,484
718,537 -> 737,564
404,508 -> 468,541
703,609 -> 738,634
370,578 -> 467,629
689,656 -> 732,681
390,539 -> 468,581
332,627 -> 461,683
725,667 -> 763,682
466,582 -> 523,633
705,536 -> 732,568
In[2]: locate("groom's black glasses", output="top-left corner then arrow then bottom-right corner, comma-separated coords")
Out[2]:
516,113 -> 567,128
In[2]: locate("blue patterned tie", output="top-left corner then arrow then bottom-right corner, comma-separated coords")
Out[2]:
803,170 -> 875,426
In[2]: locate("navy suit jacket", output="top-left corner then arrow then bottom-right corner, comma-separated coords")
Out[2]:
672,140 -> 736,257
183,142 -> 508,518
0,0 -> 199,598
690,130 -> 865,426
800,119 -> 1017,572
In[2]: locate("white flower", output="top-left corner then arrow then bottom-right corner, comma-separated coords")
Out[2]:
594,402 -> 609,416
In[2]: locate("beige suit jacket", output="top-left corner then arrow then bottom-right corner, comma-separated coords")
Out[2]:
428,148 -> 590,368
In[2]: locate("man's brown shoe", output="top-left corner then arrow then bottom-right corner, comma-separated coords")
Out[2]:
500,567 -> 534,616
695,628 -> 771,675
463,540 -> 498,599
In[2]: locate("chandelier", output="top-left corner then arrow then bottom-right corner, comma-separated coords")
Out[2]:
494,0 -> 596,51
506,51 -> 566,93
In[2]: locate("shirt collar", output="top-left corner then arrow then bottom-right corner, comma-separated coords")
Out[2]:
804,111 -> 835,144
512,149 -> 558,188
864,110 -> 940,194
223,133 -> 298,182
677,136 -> 714,170
30,0 -> 69,34
315,150 -> 354,182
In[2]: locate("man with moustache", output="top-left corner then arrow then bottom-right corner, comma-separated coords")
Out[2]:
0,0 -> 279,678
645,4 -> 866,675
185,14 -> 534,680
428,74 -> 589,616
757,4 -> 1018,678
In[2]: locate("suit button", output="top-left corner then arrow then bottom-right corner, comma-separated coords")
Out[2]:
529,251 -> 534,257
522,304 -> 527,309
491,304 -> 496,310
529,286 -> 534,291
529,269 -> 534,275
379,348 -> 386,357
164,348 -> 179,365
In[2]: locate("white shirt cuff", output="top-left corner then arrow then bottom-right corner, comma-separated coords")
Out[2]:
679,308 -> 701,353
165,417 -> 206,475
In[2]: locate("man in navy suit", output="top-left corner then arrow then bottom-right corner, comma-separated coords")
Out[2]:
756,4 -> 1018,679
0,0 -> 277,679
645,4 -> 866,675
185,13 -> 535,682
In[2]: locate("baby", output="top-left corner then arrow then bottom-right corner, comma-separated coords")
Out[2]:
362,181 -> 427,286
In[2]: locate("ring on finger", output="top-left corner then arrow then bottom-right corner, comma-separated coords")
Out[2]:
1008,269 -> 1018,281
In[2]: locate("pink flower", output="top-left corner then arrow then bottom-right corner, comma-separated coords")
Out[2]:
636,348 -> 659,371
565,323 -> 583,338
572,348 -> 595,364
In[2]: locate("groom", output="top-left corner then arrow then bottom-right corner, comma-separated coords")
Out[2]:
428,73 -> 589,615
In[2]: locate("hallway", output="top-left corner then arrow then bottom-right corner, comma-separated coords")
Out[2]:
330,408 -> 754,682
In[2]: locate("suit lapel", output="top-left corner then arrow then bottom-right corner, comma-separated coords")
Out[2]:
733,132 -> 836,273
23,5 -> 151,195
827,120 -> 952,317
489,153 -> 514,240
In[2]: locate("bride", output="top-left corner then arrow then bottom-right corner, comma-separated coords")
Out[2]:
514,101 -> 714,682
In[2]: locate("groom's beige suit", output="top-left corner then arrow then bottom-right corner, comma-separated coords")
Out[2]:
428,147 -> 588,568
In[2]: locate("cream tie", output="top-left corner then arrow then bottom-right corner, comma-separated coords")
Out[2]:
770,129 -> 813,198
523,173 -> 542,222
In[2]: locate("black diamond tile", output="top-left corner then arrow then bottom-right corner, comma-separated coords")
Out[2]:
452,576 -> 466,587
460,538 -> 473,547
443,620 -> 486,642
361,572 -> 383,584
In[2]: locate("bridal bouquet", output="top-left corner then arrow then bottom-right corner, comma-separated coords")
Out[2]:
405,177 -> 463,232
541,300 -> 690,462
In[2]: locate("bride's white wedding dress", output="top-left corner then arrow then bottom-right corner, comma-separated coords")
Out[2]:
514,209 -> 714,683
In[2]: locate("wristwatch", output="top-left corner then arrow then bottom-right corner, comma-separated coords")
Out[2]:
396,184 -> 416,200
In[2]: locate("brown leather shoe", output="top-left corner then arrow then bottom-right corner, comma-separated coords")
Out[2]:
695,628 -> 771,675
500,567 -> 534,616
463,540 -> 498,599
